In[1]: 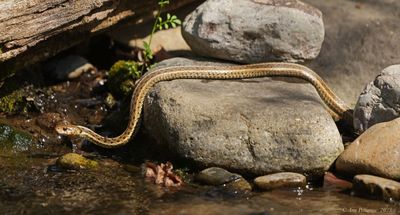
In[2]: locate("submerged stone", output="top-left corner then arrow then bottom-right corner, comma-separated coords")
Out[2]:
0,123 -> 33,153
56,153 -> 98,170
195,167 -> 242,186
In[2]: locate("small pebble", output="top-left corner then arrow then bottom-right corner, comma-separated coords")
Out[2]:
225,178 -> 252,192
195,167 -> 242,186
254,172 -> 306,191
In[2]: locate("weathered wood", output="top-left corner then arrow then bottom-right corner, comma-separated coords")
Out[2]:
0,0 -> 198,80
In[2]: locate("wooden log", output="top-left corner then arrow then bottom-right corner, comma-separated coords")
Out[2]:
0,0 -> 198,80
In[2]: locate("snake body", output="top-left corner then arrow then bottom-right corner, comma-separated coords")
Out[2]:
55,62 -> 352,148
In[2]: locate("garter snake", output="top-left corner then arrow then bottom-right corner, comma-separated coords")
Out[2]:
55,62 -> 352,148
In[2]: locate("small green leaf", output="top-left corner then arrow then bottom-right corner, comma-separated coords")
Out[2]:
171,15 -> 177,20
158,0 -> 169,7
174,19 -> 182,25
167,13 -> 171,20
171,22 -> 176,28
164,23 -> 169,29
143,41 -> 153,60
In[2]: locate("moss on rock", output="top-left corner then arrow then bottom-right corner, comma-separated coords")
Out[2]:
108,60 -> 142,98
56,153 -> 98,170
0,90 -> 28,114
0,123 -> 33,153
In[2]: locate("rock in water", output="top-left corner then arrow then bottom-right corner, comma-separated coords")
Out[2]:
195,167 -> 242,185
56,153 -> 98,170
353,65 -> 400,133
254,172 -> 306,190
336,118 -> 400,180
353,174 -> 400,202
143,58 -> 343,177
182,0 -> 324,63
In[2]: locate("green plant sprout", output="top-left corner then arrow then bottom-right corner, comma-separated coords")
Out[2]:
143,0 -> 182,66
107,0 -> 181,98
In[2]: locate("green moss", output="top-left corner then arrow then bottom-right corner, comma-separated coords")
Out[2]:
0,89 -> 28,114
108,60 -> 142,97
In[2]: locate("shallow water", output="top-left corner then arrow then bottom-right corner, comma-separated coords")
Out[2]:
1,148 -> 399,215
0,59 -> 399,215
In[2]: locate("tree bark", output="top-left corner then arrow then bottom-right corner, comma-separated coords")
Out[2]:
0,0 -> 198,80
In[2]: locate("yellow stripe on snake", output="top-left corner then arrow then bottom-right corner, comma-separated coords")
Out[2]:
55,62 -> 352,148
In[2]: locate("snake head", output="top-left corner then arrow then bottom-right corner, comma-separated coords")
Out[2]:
55,124 -> 82,137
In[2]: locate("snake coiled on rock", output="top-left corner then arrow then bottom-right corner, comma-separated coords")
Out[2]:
55,62 -> 352,148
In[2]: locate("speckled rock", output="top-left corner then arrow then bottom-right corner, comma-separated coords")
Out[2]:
353,174 -> 400,201
0,123 -> 33,153
336,118 -> 400,180
182,0 -> 324,63
254,172 -> 306,190
143,58 -> 343,177
353,65 -> 400,133
56,153 -> 98,170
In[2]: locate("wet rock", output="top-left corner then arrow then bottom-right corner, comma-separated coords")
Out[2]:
56,153 -> 98,170
0,124 -> 33,153
353,174 -> 400,201
143,58 -> 343,177
336,118 -> 400,180
353,65 -> 400,133
254,172 -> 306,190
35,112 -> 62,130
323,172 -> 353,190
182,0 -> 324,63
225,178 -> 252,192
45,55 -> 94,80
195,167 -> 242,186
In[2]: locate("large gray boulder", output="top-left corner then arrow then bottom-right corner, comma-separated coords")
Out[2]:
143,58 -> 343,177
353,65 -> 400,133
182,0 -> 324,63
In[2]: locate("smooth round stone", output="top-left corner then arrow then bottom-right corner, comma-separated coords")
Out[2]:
195,167 -> 242,186
353,174 -> 400,202
336,118 -> 400,180
254,172 -> 306,190
56,153 -> 98,170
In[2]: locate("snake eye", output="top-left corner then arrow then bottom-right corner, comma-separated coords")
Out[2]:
63,127 -> 68,131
